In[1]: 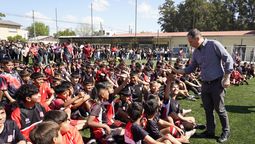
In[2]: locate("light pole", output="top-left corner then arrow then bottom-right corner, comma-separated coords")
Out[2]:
91,1 -> 94,37
32,10 -> 36,39
55,8 -> 58,37
134,0 -> 137,48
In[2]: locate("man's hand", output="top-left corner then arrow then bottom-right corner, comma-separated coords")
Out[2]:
104,124 -> 111,135
222,74 -> 231,88
169,65 -> 185,74
222,77 -> 231,88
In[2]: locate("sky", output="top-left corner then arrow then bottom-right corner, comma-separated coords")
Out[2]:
1,0 -> 183,35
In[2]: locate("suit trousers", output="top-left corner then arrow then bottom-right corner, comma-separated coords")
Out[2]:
201,78 -> 230,134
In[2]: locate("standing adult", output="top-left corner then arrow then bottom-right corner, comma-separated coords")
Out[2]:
171,29 -> 233,143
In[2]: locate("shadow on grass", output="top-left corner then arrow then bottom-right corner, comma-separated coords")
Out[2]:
191,133 -> 219,140
226,105 -> 255,113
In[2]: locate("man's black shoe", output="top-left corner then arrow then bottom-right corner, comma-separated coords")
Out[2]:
194,124 -> 206,130
199,131 -> 215,138
217,132 -> 230,143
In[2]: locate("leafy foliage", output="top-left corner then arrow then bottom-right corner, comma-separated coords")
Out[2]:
27,22 -> 49,37
158,0 -> 255,32
0,12 -> 5,19
54,29 -> 76,37
7,35 -> 27,42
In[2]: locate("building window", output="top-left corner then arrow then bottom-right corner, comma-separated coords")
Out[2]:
179,44 -> 188,48
9,28 -> 17,33
233,45 -> 246,61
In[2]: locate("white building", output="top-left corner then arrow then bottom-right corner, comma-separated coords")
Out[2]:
0,20 -> 28,40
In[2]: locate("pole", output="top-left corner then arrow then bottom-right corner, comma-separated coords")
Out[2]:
55,8 -> 58,37
91,2 -> 93,37
157,29 -> 159,48
32,10 -> 36,39
135,0 -> 137,48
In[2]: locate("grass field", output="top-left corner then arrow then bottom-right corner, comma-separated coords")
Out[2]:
181,78 -> 255,144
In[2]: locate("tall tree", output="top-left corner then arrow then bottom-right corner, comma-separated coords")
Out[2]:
27,22 -> 49,38
0,12 -> 5,19
235,0 -> 255,30
158,0 -> 178,32
75,24 -> 91,36
158,0 -> 255,31
55,28 -> 76,37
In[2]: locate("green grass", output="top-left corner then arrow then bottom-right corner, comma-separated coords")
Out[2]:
181,78 -> 255,144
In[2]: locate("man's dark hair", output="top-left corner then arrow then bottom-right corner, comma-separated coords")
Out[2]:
144,99 -> 158,117
82,77 -> 94,85
187,28 -> 202,39
54,81 -> 72,94
127,102 -> 143,122
0,102 -> 5,110
146,94 -> 158,101
15,84 -> 39,102
44,110 -> 68,124
19,69 -> 30,77
30,72 -> 44,80
71,72 -> 80,78
30,121 -> 60,144
0,58 -> 12,65
91,82 -> 108,99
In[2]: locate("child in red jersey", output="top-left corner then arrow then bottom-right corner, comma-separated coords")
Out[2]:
0,58 -> 23,103
0,102 -> 26,144
43,110 -> 84,144
11,84 -> 47,140
124,102 -> 168,144
31,72 -> 54,111
50,81 -> 88,130
87,82 -> 124,143
30,121 -> 63,144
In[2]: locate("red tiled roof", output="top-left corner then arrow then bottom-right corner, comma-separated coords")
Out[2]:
113,30 -> 255,37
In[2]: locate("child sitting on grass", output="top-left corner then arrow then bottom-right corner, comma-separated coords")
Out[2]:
0,102 -> 26,144
30,121 -> 63,144
11,84 -> 47,140
87,82 -> 124,143
43,110 -> 84,144
144,95 -> 190,144
50,81 -> 89,130
125,102 -> 170,144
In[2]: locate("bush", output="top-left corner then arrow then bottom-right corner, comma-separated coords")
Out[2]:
7,35 -> 27,42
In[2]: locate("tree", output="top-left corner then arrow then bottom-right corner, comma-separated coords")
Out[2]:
158,0 -> 255,31
158,0 -> 178,32
27,22 -> 49,38
75,24 -> 91,36
54,29 -> 76,37
235,0 -> 255,30
0,12 -> 5,20
7,35 -> 27,42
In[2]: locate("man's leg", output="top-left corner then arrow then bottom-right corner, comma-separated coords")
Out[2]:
201,84 -> 215,134
212,81 -> 230,132
212,80 -> 230,142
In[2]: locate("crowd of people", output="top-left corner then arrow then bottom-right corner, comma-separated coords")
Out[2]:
0,29 -> 254,144
0,40 -> 185,65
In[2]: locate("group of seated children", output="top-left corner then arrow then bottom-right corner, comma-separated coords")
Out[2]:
0,57 -> 216,144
